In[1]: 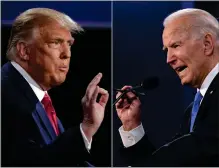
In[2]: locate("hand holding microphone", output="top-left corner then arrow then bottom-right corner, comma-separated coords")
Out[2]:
114,77 -> 159,131
115,85 -> 142,131
113,77 -> 159,105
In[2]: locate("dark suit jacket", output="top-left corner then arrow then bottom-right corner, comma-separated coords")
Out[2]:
119,72 -> 219,166
2,62 -> 91,166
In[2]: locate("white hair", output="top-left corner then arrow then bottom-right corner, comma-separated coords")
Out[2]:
6,8 -> 83,60
163,8 -> 219,41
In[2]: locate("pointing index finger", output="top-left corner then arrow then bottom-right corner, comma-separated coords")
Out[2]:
87,73 -> 102,89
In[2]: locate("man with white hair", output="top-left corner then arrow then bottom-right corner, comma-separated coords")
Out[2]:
115,8 -> 219,166
2,8 -> 109,166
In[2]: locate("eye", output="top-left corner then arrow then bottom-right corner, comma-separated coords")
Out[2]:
173,44 -> 179,48
52,40 -> 61,46
171,42 -> 181,49
68,41 -> 73,47
67,40 -> 74,47
54,41 -> 59,45
48,40 -> 61,48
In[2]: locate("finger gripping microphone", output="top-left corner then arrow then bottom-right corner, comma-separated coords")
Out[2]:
113,76 -> 159,106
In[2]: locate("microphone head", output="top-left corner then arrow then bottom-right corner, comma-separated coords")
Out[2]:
141,76 -> 159,90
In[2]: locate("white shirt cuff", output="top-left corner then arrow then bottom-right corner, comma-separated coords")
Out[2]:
80,123 -> 92,151
119,123 -> 145,148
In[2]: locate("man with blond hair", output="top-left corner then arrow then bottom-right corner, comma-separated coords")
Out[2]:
2,8 -> 109,166
116,8 -> 219,166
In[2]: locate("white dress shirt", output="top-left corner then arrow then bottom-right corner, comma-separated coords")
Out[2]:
11,61 -> 92,151
119,63 -> 219,148
199,63 -> 219,101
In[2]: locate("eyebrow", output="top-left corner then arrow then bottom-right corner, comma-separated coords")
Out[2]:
163,40 -> 182,51
162,28 -> 182,51
52,37 -> 74,43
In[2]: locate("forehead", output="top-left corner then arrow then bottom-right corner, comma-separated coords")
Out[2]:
38,21 -> 73,40
163,27 -> 187,40
163,17 -> 191,39
162,23 -> 189,46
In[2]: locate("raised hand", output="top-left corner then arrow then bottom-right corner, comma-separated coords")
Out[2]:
115,86 -> 142,131
81,73 -> 109,141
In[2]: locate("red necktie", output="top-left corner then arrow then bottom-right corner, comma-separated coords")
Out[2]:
41,93 -> 59,135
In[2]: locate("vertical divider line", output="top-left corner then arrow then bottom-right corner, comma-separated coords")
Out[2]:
111,0 -> 114,167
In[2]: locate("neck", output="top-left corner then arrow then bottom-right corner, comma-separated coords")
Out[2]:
197,58 -> 218,89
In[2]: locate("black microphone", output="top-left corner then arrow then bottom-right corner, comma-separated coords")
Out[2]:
113,77 -> 159,106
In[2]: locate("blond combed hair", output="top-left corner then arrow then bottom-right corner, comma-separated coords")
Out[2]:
6,8 -> 83,60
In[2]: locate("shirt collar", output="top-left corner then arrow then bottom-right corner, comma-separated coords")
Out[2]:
11,61 -> 46,101
199,63 -> 219,97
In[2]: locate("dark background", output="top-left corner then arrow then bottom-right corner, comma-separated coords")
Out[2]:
113,1 -> 219,166
1,1 -> 111,166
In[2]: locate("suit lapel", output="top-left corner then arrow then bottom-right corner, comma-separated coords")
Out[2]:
35,102 -> 57,141
181,73 -> 219,133
5,62 -> 58,143
193,73 -> 219,130
57,118 -> 65,134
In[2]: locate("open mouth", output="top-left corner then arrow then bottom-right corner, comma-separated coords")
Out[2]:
176,66 -> 187,73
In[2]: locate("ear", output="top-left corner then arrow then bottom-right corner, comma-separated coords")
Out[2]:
203,33 -> 214,56
16,41 -> 30,61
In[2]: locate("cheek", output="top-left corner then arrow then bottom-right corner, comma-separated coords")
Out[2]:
35,55 -> 59,75
176,52 -> 189,65
186,61 -> 200,82
29,49 -> 44,69
178,48 -> 192,65
41,50 -> 60,69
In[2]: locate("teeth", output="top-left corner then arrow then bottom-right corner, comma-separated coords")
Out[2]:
177,68 -> 181,71
179,67 -> 187,73
176,66 -> 187,72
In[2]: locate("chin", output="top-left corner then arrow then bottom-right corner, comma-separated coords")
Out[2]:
52,77 -> 66,86
58,78 -> 66,85
180,80 -> 187,86
181,78 -> 197,88
180,76 -> 192,86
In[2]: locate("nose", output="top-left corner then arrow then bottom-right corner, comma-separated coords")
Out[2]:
60,42 -> 71,59
166,49 -> 176,65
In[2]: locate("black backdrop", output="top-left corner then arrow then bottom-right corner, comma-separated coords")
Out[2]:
1,26 -> 111,166
195,1 -> 219,18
